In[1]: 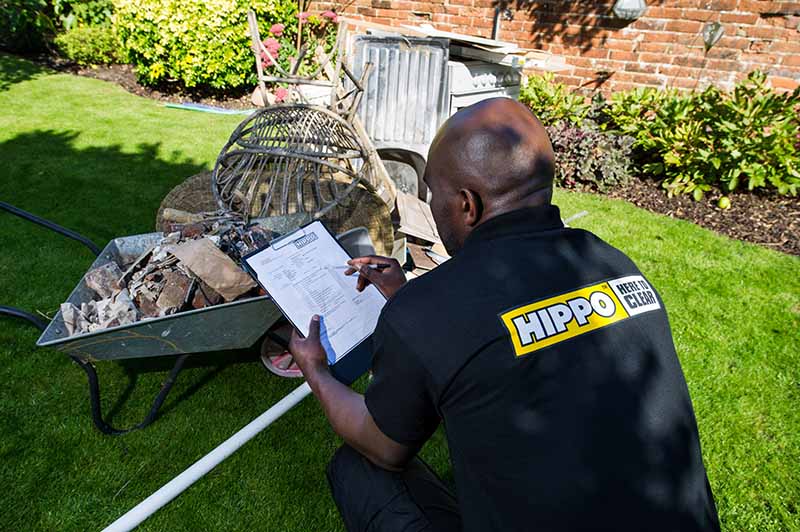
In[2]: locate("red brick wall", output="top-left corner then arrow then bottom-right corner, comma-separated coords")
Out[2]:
313,0 -> 800,93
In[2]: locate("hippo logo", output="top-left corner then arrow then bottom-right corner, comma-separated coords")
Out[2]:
499,275 -> 661,357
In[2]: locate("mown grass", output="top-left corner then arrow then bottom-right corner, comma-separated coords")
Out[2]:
0,54 -> 798,531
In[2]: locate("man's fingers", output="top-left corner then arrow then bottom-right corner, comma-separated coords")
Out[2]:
343,267 -> 358,276
307,314 -> 321,340
358,264 -> 381,283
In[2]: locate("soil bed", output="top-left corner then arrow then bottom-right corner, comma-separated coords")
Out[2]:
606,178 -> 799,256
40,57 -> 254,109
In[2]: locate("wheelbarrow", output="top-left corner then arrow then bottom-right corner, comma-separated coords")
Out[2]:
0,200 -> 376,436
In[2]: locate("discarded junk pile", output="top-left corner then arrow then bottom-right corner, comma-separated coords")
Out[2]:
55,53 -> 403,339
59,220 -> 273,336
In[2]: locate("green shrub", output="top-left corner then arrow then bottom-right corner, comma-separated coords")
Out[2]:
547,121 -> 634,191
520,72 -> 590,126
604,72 -> 800,197
0,0 -> 54,52
53,0 -> 113,30
113,0 -> 297,91
54,25 -> 119,65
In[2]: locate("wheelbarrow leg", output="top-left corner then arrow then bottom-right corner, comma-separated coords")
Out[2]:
69,354 -> 190,436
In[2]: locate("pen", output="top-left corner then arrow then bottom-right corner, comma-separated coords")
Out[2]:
330,264 -> 392,271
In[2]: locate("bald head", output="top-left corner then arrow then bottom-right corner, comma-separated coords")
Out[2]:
423,98 -> 555,254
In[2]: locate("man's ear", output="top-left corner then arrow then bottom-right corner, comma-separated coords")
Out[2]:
459,188 -> 483,227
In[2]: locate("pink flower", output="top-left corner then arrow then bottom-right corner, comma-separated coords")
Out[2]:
261,38 -> 280,67
269,23 -> 284,37
263,37 -> 281,55
275,87 -> 289,102
298,11 -> 309,23
321,10 -> 338,22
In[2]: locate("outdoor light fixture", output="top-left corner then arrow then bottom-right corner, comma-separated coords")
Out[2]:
702,21 -> 725,51
613,0 -> 647,20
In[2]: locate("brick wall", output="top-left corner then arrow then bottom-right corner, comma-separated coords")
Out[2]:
312,0 -> 800,93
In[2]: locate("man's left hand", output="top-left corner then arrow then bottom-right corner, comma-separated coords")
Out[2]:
288,315 -> 329,378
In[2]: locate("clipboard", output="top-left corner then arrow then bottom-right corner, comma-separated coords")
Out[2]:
241,220 -> 385,385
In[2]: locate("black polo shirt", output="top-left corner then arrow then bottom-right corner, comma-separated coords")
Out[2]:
365,205 -> 720,532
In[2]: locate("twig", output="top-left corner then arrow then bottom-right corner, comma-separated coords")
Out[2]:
112,462 -> 148,503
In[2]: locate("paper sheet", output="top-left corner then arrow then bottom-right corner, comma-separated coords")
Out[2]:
244,221 -> 386,364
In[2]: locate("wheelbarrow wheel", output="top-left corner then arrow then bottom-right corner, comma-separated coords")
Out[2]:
259,321 -> 303,379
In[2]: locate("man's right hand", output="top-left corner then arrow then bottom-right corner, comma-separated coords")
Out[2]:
344,255 -> 406,299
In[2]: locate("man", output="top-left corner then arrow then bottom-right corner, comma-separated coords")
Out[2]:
289,98 -> 720,532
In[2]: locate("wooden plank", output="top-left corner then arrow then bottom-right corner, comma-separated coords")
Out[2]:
339,17 -> 427,37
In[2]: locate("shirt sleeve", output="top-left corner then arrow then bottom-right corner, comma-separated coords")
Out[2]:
364,316 -> 440,448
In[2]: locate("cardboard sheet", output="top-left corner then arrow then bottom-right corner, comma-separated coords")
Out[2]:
395,192 -> 442,244
170,238 -> 256,302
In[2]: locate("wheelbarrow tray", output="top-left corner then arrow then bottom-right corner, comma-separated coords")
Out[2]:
36,232 -> 283,361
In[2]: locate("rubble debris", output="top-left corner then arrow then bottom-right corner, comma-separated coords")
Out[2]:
218,223 -> 274,262
62,289 -> 138,334
192,280 -> 224,309
60,219 -> 277,337
129,269 -> 164,318
155,270 -> 194,315
161,208 -> 207,224
170,237 -> 257,302
84,262 -> 123,299
407,243 -> 438,272
60,302 -> 90,336
93,289 -> 138,329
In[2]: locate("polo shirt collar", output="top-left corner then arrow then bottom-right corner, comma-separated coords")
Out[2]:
464,204 -> 564,246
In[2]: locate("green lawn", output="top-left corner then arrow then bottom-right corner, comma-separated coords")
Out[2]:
1,53 -> 798,531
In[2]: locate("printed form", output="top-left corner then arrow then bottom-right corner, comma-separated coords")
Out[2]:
244,221 -> 386,364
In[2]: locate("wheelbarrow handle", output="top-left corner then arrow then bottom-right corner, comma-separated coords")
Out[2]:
0,305 -> 48,331
0,200 -> 101,329
0,200 -> 102,256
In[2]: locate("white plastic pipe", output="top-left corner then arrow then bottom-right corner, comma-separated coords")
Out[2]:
103,381 -> 313,532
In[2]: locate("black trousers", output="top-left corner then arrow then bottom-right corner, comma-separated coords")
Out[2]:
326,445 -> 462,532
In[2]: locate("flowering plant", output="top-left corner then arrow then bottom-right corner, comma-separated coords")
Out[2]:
259,9 -> 339,102
115,0 -> 298,90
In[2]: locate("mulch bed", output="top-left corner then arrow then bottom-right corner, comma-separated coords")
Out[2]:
39,57 -> 253,109
26,55 -> 800,257
606,178 -> 800,257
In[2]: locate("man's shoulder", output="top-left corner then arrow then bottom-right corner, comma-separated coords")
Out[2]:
379,249 -> 479,328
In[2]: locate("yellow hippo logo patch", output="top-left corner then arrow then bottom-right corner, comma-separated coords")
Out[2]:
499,275 -> 661,357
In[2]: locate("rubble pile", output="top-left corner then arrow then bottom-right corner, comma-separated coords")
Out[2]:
60,218 -> 277,336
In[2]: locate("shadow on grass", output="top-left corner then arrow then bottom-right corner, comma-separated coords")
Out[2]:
0,52 -> 50,92
105,346 -> 267,426
0,129 -> 207,242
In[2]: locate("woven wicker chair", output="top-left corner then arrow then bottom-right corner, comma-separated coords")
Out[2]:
211,104 -> 378,227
